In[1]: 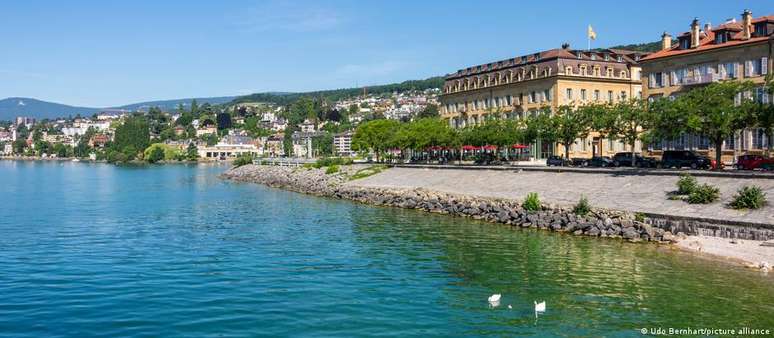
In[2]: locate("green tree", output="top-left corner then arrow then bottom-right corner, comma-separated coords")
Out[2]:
417,104 -> 440,119
12,139 -> 26,155
681,81 -> 755,168
190,99 -> 199,115
186,142 -> 199,160
352,119 -> 401,162
216,112 -> 232,130
545,105 -> 592,160
754,74 -> 774,155
312,133 -> 333,157
146,146 -> 165,163
606,99 -> 652,166
113,115 -> 150,159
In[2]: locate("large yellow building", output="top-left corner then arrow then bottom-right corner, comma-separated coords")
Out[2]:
439,45 -> 647,159
640,10 -> 773,162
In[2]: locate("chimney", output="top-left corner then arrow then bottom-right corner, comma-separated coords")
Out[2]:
704,22 -> 711,32
661,32 -> 672,50
690,18 -> 700,48
742,9 -> 752,39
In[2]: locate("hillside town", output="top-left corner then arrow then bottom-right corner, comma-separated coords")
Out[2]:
0,9 -> 772,171
0,88 -> 441,162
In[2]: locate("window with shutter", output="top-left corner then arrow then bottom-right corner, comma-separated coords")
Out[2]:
762,57 -> 768,75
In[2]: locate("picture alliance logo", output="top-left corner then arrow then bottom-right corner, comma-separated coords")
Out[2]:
641,327 -> 772,336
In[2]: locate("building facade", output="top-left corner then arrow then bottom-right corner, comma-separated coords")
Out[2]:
440,45 -> 647,158
640,10 -> 773,162
333,131 -> 354,157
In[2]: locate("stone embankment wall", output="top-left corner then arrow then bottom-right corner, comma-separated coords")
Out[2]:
221,165 -> 774,242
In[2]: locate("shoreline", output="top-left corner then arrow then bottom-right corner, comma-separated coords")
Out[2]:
221,164 -> 774,273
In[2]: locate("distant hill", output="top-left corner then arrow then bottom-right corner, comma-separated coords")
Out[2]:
233,76 -> 444,106
0,96 -> 237,121
0,97 -> 101,121
600,41 -> 661,53
117,96 -> 236,112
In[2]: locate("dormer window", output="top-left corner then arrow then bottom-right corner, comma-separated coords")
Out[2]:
715,31 -> 729,44
754,23 -> 767,36
534,53 -> 541,61
590,54 -> 596,61
604,54 -> 610,61
679,37 -> 690,49
617,55 -> 623,62
576,52 -> 582,59
521,56 -> 528,63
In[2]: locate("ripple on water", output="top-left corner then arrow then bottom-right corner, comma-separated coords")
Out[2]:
0,162 -> 772,337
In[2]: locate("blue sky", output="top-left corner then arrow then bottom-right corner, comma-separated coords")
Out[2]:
0,0 -> 770,107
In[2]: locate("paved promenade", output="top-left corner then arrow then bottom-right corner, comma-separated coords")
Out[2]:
347,167 -> 774,225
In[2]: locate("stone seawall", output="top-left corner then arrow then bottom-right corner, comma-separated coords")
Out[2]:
222,164 -> 698,243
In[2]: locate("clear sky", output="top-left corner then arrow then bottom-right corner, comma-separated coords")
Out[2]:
0,0 -> 770,107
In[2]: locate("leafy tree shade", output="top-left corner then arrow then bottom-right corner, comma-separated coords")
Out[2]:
544,105 -> 592,160
681,81 -> 754,168
113,115 -> 150,159
606,99 -> 652,166
352,119 -> 401,162
312,133 -> 333,157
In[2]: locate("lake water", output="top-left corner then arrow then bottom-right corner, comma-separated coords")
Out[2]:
1,161 -> 773,337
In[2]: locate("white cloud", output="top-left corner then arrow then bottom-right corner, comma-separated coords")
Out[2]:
237,1 -> 342,32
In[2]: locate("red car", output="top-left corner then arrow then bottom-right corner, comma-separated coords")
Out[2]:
735,155 -> 774,170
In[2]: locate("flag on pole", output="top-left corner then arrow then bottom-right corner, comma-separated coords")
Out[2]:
587,25 -> 597,40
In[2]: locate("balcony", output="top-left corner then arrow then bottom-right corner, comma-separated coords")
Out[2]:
681,73 -> 721,86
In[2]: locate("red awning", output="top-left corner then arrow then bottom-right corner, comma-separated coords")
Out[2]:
482,145 -> 497,151
461,145 -> 478,151
511,144 -> 529,149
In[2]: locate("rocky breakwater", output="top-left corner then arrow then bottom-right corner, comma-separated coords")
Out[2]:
221,164 -> 673,243
221,164 -> 346,196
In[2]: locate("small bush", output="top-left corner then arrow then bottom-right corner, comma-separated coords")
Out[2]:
232,154 -> 253,167
349,165 -> 387,180
325,164 -> 340,175
676,173 -> 698,195
314,157 -> 353,168
522,192 -> 541,211
729,186 -> 767,209
687,183 -> 720,204
573,195 -> 591,216
634,212 -> 646,222
146,146 -> 165,163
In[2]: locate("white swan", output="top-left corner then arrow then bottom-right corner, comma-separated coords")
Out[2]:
534,301 -> 546,312
488,294 -> 501,307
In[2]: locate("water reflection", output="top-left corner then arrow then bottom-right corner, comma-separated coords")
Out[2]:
347,206 -> 774,334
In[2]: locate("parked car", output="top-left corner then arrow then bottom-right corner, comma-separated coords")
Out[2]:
587,156 -> 614,167
571,158 -> 589,166
611,152 -> 659,168
546,155 -> 571,166
735,154 -> 774,170
660,150 -> 712,169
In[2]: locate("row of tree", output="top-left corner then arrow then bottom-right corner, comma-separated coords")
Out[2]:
352,79 -> 774,167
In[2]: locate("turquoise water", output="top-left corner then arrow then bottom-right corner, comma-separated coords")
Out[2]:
1,161 -> 773,337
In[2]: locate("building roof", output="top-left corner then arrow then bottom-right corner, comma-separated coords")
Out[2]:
445,46 -> 647,80
642,14 -> 773,62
